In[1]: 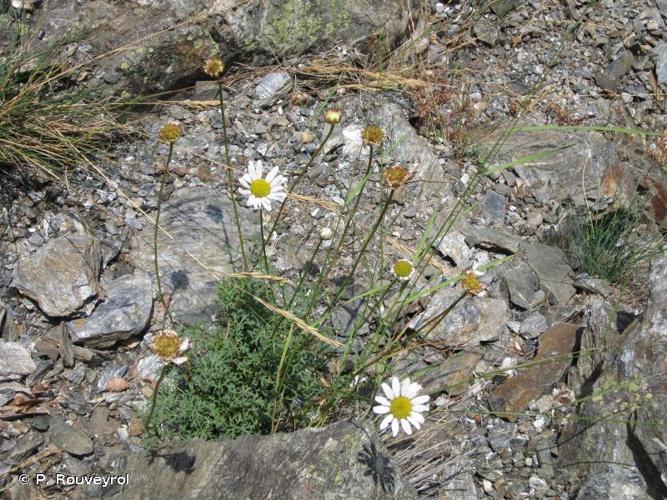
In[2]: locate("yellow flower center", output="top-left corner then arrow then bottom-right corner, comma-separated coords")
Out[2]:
152,333 -> 181,359
361,125 -> 385,145
159,123 -> 181,143
249,178 -> 271,198
393,259 -> 413,278
389,396 -> 412,419
462,272 -> 483,294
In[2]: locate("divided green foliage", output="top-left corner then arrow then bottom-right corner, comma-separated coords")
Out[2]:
148,278 -> 332,440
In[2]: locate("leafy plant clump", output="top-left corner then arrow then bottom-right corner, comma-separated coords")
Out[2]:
148,277 -> 333,440
565,206 -> 664,283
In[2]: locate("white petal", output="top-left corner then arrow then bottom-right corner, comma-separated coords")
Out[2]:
403,382 -> 420,399
400,418 -> 412,435
380,414 -> 393,430
400,378 -> 411,396
411,395 -> 430,405
172,356 -> 188,365
375,396 -> 390,406
381,382 -> 394,400
391,377 -> 401,399
373,405 -> 390,415
261,198 -> 272,211
409,411 -> 425,425
412,404 -> 430,413
265,166 -> 279,183
179,338 -> 190,353
407,414 -> 422,430
391,418 -> 399,437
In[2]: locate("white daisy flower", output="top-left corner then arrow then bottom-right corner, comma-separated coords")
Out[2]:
373,376 -> 430,437
238,160 -> 287,211
149,330 -> 190,365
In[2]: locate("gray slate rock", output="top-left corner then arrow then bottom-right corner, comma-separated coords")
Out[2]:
11,234 -> 102,317
502,262 -> 541,310
460,223 -> 519,253
113,421 -> 415,499
0,341 -> 36,381
520,242 -> 575,305
433,230 -> 472,267
49,418 -> 94,457
519,311 -> 548,339
409,287 -> 507,344
653,42 -> 667,86
557,258 -> 667,499
255,71 -> 293,107
67,272 -> 153,348
129,187 -> 259,324
484,190 -> 506,225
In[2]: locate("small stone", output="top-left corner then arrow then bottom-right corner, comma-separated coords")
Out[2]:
255,72 -> 293,107
473,22 -> 498,46
33,415 -> 50,432
0,341 -> 36,380
49,418 -> 94,457
433,230 -> 472,267
519,311 -> 548,339
484,190 -> 506,224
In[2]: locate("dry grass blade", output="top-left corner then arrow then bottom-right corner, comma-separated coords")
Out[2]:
252,295 -> 342,348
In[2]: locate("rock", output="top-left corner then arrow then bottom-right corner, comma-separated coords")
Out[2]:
398,348 -> 483,395
49,418 -> 94,457
595,50 -> 636,92
3,432 -> 44,465
129,187 -> 259,324
573,274 -> 612,297
0,341 -> 36,381
460,223 -> 519,253
484,190 -> 506,224
653,42 -> 667,86
254,72 -> 293,107
519,311 -> 548,339
482,126 -> 625,206
502,262 -> 541,310
409,287 -> 507,345
559,258 -> 667,498
489,0 -> 520,16
433,230 -> 472,267
28,0 -> 415,96
378,103 -> 448,197
520,242 -> 575,305
488,323 -> 580,417
111,421 -> 415,499
11,234 -> 102,317
473,22 -> 498,46
487,422 -> 517,451
67,272 -> 153,348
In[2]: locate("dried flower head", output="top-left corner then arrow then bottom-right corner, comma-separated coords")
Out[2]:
159,122 -> 182,143
391,259 -> 414,281
150,330 -> 189,365
324,107 -> 342,125
461,269 -> 486,296
361,125 -> 385,145
203,57 -> 225,78
648,132 -> 667,165
384,166 -> 409,188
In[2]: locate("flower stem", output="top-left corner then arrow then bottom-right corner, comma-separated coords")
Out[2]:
154,143 -> 175,328
265,123 -> 336,245
144,363 -> 170,431
304,145 -> 375,320
259,209 -> 269,274
287,237 -> 323,311
218,81 -> 248,271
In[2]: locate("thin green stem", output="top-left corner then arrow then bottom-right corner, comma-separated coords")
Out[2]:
259,209 -> 269,274
218,81 -> 248,271
154,143 -> 175,328
265,123 -> 336,244
144,363 -> 170,431
304,145 -> 375,320
287,237 -> 323,311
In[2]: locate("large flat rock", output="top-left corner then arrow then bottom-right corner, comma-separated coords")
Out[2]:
101,421 -> 415,499
129,187 -> 259,324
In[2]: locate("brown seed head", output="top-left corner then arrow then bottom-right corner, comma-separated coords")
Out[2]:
159,122 -> 181,143
150,330 -> 182,361
384,165 -> 409,188
361,125 -> 385,145
461,272 -> 484,295
203,57 -> 225,78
